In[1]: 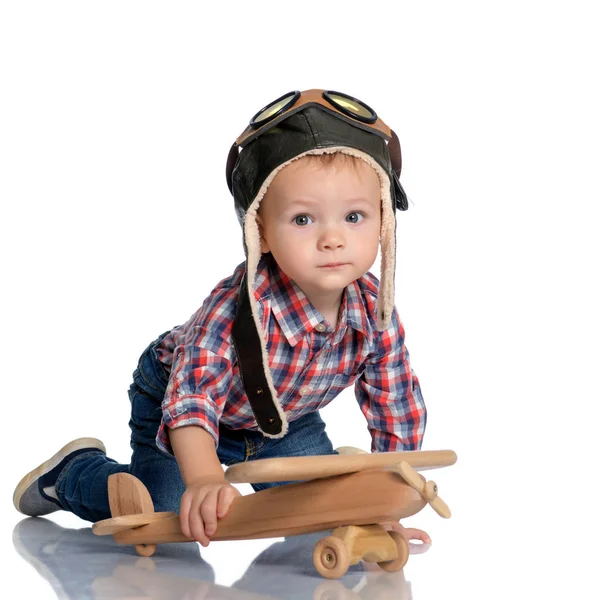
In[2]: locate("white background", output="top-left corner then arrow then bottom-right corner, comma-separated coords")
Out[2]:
1,1 -> 598,598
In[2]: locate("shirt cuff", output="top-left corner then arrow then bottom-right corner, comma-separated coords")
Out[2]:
156,395 -> 219,455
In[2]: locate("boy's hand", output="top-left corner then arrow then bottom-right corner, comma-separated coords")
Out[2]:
383,521 -> 432,545
179,477 -> 241,547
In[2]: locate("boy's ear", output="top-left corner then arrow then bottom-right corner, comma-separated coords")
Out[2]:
256,214 -> 270,254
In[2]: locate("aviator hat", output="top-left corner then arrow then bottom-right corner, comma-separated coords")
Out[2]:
225,89 -> 409,438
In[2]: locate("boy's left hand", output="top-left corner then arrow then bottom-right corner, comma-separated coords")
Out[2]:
383,521 -> 431,546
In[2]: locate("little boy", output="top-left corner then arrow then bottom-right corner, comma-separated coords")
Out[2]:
14,90 -> 427,548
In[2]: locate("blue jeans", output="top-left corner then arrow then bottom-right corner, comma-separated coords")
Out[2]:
55,332 -> 337,523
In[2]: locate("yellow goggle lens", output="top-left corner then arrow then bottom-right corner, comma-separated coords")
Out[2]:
252,93 -> 297,126
327,93 -> 374,119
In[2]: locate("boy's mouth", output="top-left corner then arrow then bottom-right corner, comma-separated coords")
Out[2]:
319,262 -> 349,268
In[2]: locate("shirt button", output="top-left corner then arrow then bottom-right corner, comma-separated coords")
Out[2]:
315,323 -> 327,333
299,385 -> 313,396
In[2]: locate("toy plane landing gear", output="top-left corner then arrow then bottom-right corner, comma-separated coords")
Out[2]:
93,449 -> 456,579
312,524 -> 409,578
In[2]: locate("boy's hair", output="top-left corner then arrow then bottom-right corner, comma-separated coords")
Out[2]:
303,151 -> 364,172
257,152 -> 368,215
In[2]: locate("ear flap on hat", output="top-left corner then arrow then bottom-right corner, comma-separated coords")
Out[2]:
232,142 -> 401,437
226,143 -> 239,194
393,172 -> 409,211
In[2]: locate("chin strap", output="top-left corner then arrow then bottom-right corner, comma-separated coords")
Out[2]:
226,143 -> 239,194
388,129 -> 403,177
231,274 -> 283,436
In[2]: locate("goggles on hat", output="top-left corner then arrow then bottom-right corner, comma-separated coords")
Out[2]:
226,89 -> 403,193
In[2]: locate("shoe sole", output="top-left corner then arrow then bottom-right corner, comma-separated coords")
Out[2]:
13,437 -> 106,514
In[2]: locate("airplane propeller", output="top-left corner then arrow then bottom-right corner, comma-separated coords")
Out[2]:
395,461 -> 451,518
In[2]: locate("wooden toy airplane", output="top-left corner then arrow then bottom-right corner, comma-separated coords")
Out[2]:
92,448 -> 457,579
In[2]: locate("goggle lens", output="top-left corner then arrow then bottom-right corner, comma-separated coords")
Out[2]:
237,89 -> 388,149
250,91 -> 299,128
323,91 -> 377,124
228,89 -> 403,202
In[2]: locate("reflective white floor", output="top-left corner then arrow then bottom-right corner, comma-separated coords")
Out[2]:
10,511 -> 422,599
3,2 -> 600,598
6,456 -> 598,600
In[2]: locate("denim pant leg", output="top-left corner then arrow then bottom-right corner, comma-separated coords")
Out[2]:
226,411 -> 338,492
259,411 -> 336,459
127,332 -> 187,514
55,332 -> 183,522
55,450 -> 128,523
57,336 -> 337,520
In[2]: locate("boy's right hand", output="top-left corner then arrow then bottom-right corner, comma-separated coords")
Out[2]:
179,477 -> 241,547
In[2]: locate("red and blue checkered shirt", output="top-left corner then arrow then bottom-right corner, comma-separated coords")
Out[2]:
155,253 -> 426,454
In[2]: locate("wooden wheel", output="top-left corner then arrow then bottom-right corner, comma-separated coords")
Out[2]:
313,535 -> 351,579
377,531 -> 409,572
135,543 -> 157,557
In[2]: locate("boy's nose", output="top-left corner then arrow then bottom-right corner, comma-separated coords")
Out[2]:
317,227 -> 345,251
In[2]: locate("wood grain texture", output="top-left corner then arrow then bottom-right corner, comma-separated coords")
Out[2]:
108,473 -> 154,517
106,473 -> 158,556
396,461 -> 452,518
112,470 -> 425,545
93,512 -> 175,536
377,531 -> 410,572
332,525 -> 397,564
224,449 -> 457,484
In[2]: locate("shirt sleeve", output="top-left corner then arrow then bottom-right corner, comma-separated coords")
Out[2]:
156,284 -> 237,456
354,307 -> 427,452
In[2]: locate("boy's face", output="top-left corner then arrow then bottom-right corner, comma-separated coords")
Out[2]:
257,155 -> 382,298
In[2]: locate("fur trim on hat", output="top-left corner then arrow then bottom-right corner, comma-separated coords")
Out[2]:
242,147 -> 396,438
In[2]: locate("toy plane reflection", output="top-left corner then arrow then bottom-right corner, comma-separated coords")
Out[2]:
13,516 -> 427,599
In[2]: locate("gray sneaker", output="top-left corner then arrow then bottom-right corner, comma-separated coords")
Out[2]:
13,438 -> 106,516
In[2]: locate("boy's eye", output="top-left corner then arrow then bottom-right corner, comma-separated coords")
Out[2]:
293,215 -> 313,226
346,212 -> 364,223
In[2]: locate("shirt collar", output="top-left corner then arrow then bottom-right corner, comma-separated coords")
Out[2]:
255,254 -> 373,347
337,277 -> 373,345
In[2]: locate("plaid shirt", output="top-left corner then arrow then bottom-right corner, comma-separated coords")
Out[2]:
155,253 -> 426,455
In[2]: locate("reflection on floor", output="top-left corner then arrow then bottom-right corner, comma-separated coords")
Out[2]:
13,517 -> 420,600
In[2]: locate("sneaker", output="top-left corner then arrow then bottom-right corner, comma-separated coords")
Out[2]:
13,437 -> 106,516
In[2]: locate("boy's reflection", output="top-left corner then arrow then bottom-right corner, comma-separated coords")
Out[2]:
13,517 -> 422,599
